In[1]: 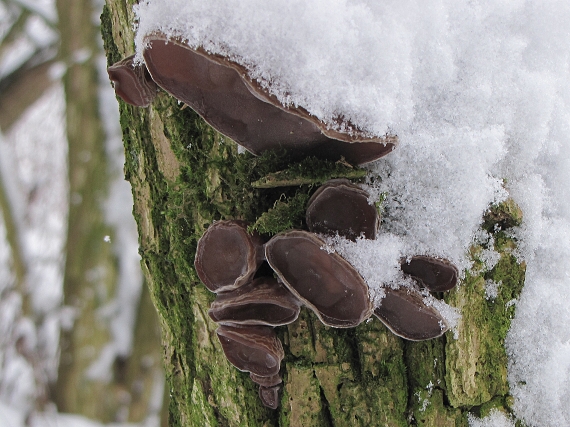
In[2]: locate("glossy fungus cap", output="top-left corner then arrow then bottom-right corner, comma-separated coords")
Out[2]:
373,287 -> 449,341
258,384 -> 281,409
216,324 -> 284,377
401,256 -> 458,292
142,33 -> 397,165
194,220 -> 265,293
107,55 -> 157,107
265,230 -> 372,327
208,277 -> 301,326
306,179 -> 379,240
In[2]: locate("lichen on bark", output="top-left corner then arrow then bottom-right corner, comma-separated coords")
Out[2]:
102,2 -> 527,425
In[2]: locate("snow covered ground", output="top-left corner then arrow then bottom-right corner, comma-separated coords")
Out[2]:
134,1 -> 570,425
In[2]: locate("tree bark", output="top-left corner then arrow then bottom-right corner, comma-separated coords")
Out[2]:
101,2 -> 526,425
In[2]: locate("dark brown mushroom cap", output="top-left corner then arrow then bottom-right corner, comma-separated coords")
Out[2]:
107,55 -> 158,107
250,372 -> 282,387
142,33 -> 397,165
208,277 -> 301,326
373,287 -> 449,341
265,230 -> 372,327
401,256 -> 458,292
194,220 -> 265,293
259,384 -> 281,409
306,179 -> 379,241
216,324 -> 284,377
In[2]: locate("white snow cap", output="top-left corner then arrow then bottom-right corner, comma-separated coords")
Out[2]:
135,1 -> 570,426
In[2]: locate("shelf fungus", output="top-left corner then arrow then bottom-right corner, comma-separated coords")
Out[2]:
107,55 -> 158,107
134,32 -> 397,165
373,287 -> 449,341
216,324 -> 285,379
306,179 -> 379,240
194,220 -> 265,293
265,230 -> 373,327
208,277 -> 301,326
401,255 -> 458,292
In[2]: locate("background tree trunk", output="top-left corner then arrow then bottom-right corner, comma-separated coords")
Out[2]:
101,1 -> 526,425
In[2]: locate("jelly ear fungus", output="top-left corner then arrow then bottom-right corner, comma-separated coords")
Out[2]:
107,55 -> 158,107
306,178 -> 379,240
216,324 -> 284,377
373,287 -> 449,341
194,220 -> 265,293
401,255 -> 458,292
265,230 -> 373,327
140,33 -> 397,165
208,277 -> 301,327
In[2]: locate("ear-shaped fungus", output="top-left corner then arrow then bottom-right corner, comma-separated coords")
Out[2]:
265,230 -> 372,327
401,256 -> 458,292
373,287 -> 448,341
107,55 -> 158,107
216,324 -> 284,378
306,179 -> 379,240
194,220 -> 265,293
250,372 -> 282,387
259,385 -> 282,410
208,277 -> 301,326
142,33 -> 397,165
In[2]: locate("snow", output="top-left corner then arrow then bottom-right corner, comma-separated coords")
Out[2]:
135,1 -> 570,425
468,409 -> 515,427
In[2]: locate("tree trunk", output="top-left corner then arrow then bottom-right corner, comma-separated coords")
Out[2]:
101,2 -> 526,425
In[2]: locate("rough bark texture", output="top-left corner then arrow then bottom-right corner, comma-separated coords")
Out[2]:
102,2 -> 526,425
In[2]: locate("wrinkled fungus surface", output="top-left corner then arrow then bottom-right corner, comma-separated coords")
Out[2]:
107,55 -> 157,107
208,277 -> 301,326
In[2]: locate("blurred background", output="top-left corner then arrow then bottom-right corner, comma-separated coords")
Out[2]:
0,0 -> 166,425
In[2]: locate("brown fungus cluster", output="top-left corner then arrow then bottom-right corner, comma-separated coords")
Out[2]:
193,180 -> 458,409
108,40 -> 459,410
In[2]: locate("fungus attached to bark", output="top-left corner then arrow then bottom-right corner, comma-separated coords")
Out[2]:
107,55 -> 158,107
216,324 -> 284,378
142,33 -> 397,165
373,287 -> 449,341
306,178 -> 379,240
259,385 -> 281,410
194,220 -> 265,293
208,277 -> 301,326
250,372 -> 282,387
401,255 -> 458,292
265,230 -> 372,327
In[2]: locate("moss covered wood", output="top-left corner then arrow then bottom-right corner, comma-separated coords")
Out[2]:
102,2 -> 526,425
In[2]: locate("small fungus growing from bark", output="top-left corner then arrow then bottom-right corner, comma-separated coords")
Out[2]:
373,287 -> 449,341
216,324 -> 284,378
194,220 -> 265,293
401,255 -> 458,292
107,55 -> 158,107
265,230 -> 372,327
306,178 -> 379,240
250,372 -> 282,387
208,277 -> 301,327
141,33 -> 397,165
258,385 -> 282,410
